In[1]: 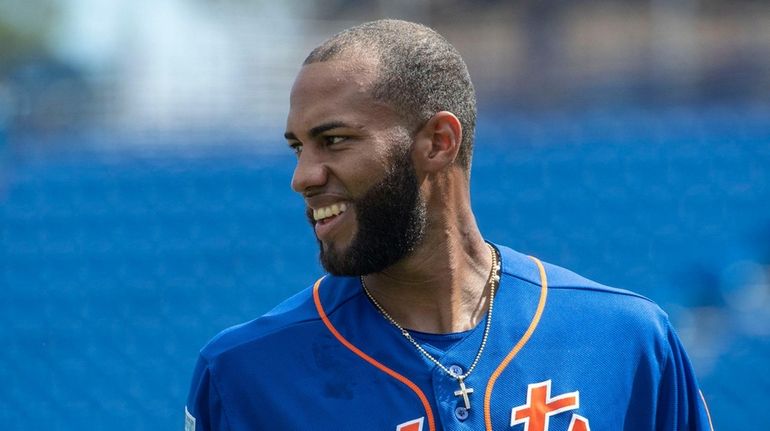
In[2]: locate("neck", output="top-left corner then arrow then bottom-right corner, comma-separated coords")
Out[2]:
362,210 -> 492,334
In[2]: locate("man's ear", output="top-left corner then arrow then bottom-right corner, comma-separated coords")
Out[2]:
412,111 -> 462,174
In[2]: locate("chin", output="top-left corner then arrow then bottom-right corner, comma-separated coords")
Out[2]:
318,240 -> 360,276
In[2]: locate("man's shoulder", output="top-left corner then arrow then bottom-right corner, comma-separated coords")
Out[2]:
199,276 -> 359,362
497,243 -> 668,325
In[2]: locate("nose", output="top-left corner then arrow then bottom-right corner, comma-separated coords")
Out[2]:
291,147 -> 328,194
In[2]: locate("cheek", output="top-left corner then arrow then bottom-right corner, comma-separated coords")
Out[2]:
333,135 -> 401,195
340,161 -> 387,197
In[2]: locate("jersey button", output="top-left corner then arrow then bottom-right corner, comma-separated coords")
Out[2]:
448,364 -> 463,377
454,406 -> 469,421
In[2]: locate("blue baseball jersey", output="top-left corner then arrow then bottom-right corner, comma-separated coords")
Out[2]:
186,244 -> 713,430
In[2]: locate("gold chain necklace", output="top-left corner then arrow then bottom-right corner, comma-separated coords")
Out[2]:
360,243 -> 501,411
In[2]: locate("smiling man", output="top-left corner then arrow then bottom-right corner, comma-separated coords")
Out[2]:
186,20 -> 713,431
286,59 -> 427,276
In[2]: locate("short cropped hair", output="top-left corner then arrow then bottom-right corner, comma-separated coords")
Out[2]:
304,19 -> 477,172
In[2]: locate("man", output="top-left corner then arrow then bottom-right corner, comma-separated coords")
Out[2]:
186,20 -> 713,430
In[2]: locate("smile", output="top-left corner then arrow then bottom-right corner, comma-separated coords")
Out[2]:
313,202 -> 348,222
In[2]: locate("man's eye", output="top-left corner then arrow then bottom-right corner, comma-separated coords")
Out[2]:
289,142 -> 303,155
325,136 -> 345,145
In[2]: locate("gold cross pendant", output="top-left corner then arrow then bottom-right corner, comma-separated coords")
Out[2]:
453,377 -> 474,410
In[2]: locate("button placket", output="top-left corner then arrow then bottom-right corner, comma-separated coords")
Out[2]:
448,364 -> 463,377
429,337 -> 486,427
455,406 -> 469,421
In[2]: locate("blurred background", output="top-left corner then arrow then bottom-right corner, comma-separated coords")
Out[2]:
1,0 -> 768,429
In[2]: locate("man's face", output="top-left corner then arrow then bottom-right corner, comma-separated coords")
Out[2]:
284,57 -> 426,275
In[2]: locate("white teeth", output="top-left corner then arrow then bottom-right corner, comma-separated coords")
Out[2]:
313,203 -> 348,221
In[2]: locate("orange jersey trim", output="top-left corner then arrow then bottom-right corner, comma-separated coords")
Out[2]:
313,277 -> 436,431
484,256 -> 549,431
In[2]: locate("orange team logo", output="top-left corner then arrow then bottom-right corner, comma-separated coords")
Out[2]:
511,380 -> 590,431
396,417 -> 424,431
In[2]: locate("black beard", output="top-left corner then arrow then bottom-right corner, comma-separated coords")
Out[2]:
308,148 -> 426,276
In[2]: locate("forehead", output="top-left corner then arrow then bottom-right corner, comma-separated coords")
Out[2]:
291,57 -> 378,102
287,57 -> 398,132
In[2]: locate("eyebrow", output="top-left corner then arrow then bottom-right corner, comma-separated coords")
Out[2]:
284,121 -> 350,141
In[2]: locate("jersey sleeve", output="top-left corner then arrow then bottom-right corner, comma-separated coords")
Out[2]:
655,322 -> 714,430
185,354 -> 230,431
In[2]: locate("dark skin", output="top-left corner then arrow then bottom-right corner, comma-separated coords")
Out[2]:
285,55 -> 492,334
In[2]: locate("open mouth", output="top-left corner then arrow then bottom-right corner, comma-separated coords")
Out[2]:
312,202 -> 351,241
313,202 -> 348,225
